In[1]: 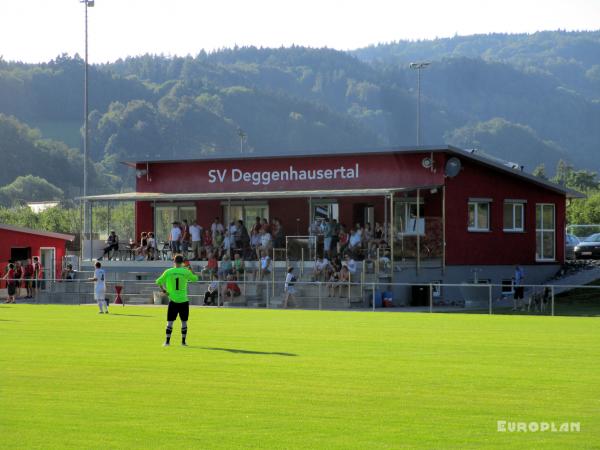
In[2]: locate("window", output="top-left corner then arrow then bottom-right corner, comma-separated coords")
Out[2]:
468,201 -> 490,231
501,279 -> 514,295
223,202 -> 269,228
503,201 -> 525,232
536,204 -> 555,261
155,205 -> 197,244
395,201 -> 425,235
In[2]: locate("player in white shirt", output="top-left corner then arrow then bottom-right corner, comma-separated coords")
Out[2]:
89,261 -> 108,314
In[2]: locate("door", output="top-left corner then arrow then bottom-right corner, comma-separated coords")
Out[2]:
40,247 -> 56,287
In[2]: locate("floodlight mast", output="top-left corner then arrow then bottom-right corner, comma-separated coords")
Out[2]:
80,0 -> 94,259
409,62 -> 430,147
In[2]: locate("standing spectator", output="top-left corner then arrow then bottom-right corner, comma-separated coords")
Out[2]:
273,217 -> 285,249
260,218 -> 271,234
3,263 -> 16,303
256,228 -> 272,261
222,230 -> 233,259
23,258 -> 34,299
14,261 -> 23,298
513,265 -> 525,311
283,267 -> 297,308
202,229 -> 213,259
322,218 -> 332,258
250,217 -> 262,255
181,219 -> 191,257
330,219 -> 340,257
229,221 -> 238,242
258,250 -> 271,280
189,220 -> 203,260
32,256 -> 42,297
61,263 -> 75,281
237,220 -> 250,255
211,217 -> 225,239
101,230 -> 119,260
338,225 -> 349,255
213,231 -> 224,259
169,221 -> 182,254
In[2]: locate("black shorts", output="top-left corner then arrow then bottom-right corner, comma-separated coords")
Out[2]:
7,284 -> 16,296
514,286 -> 524,300
167,300 -> 189,322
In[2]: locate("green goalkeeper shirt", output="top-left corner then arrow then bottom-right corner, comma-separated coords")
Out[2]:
155,267 -> 199,303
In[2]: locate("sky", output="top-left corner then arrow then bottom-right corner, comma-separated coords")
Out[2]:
1,0 -> 600,63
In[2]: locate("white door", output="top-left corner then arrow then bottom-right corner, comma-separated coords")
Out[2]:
40,248 -> 56,286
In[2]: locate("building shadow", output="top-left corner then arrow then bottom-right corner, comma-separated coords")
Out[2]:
197,347 -> 297,357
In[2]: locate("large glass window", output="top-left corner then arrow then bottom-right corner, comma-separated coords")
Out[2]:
155,205 -> 197,244
503,202 -> 524,232
395,201 -> 425,235
223,202 -> 269,228
536,204 -> 555,261
468,202 -> 489,231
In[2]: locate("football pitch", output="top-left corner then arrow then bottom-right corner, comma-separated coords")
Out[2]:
1,305 -> 599,449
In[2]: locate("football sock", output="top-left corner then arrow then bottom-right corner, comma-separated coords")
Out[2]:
97,300 -> 104,312
181,321 -> 188,344
166,321 -> 173,344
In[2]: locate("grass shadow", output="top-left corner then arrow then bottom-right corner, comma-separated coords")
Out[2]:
196,347 -> 297,357
109,312 -> 153,317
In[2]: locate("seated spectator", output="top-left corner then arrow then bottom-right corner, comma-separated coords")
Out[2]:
223,274 -> 241,299
218,253 -> 233,279
327,270 -> 340,297
258,250 -> 271,280
202,253 -> 218,280
203,275 -> 219,305
233,253 -> 246,280
147,232 -> 157,260
338,226 -> 349,255
101,230 -> 119,260
348,227 -> 363,250
343,254 -> 358,278
135,232 -> 148,260
313,256 -> 331,281
61,263 -> 75,281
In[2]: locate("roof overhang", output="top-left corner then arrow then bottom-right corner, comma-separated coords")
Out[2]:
0,224 -> 75,242
78,186 -> 443,202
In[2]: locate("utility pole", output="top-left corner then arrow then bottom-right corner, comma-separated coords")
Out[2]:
237,129 -> 246,153
409,62 -> 430,146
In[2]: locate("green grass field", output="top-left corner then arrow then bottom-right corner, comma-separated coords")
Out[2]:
1,305 -> 599,449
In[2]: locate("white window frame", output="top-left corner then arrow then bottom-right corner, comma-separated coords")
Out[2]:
395,199 -> 425,236
503,201 -> 525,232
536,203 -> 556,262
468,200 -> 490,232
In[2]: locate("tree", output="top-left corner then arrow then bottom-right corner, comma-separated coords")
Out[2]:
0,175 -> 63,206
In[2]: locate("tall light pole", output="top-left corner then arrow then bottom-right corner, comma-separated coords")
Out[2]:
409,62 -> 430,146
81,0 -> 94,259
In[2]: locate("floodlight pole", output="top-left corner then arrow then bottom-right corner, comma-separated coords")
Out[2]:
81,0 -> 94,259
238,129 -> 246,153
410,62 -> 430,146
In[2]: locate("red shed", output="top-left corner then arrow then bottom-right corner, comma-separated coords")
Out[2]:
0,225 -> 74,281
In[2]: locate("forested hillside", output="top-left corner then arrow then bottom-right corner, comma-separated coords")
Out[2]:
0,31 -> 599,205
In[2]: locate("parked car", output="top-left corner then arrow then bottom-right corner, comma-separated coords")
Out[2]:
574,233 -> 600,259
565,234 -> 580,260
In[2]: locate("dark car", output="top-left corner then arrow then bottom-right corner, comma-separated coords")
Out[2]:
566,234 -> 580,260
574,233 -> 600,259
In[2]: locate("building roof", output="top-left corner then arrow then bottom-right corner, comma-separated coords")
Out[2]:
0,224 -> 75,242
119,144 -> 583,199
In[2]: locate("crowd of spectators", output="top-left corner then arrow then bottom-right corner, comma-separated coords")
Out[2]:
3,257 -> 42,303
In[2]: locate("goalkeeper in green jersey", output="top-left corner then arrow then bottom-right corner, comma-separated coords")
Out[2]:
155,255 -> 199,347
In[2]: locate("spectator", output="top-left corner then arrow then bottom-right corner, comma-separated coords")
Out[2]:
101,230 -> 119,260
32,256 -> 42,297
218,253 -> 233,279
322,218 -> 333,258
135,232 -> 148,260
272,217 -> 285,248
3,263 -> 16,303
147,232 -> 158,260
189,220 -> 203,260
181,219 -> 191,257
14,261 -> 23,298
211,217 -> 225,239
203,275 -> 219,305
327,269 -> 340,297
222,230 -> 233,259
213,231 -> 224,259
338,225 -> 349,255
343,254 -> 357,277
202,253 -> 218,280
313,256 -> 331,282
202,229 -> 213,258
169,221 -> 182,254
236,220 -> 250,255
23,258 -> 34,299
223,274 -> 241,299
61,263 -> 75,281
330,219 -> 340,257
258,250 -> 271,280
260,218 -> 271,234
233,253 -> 246,280
255,228 -> 272,261
250,217 -> 262,253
